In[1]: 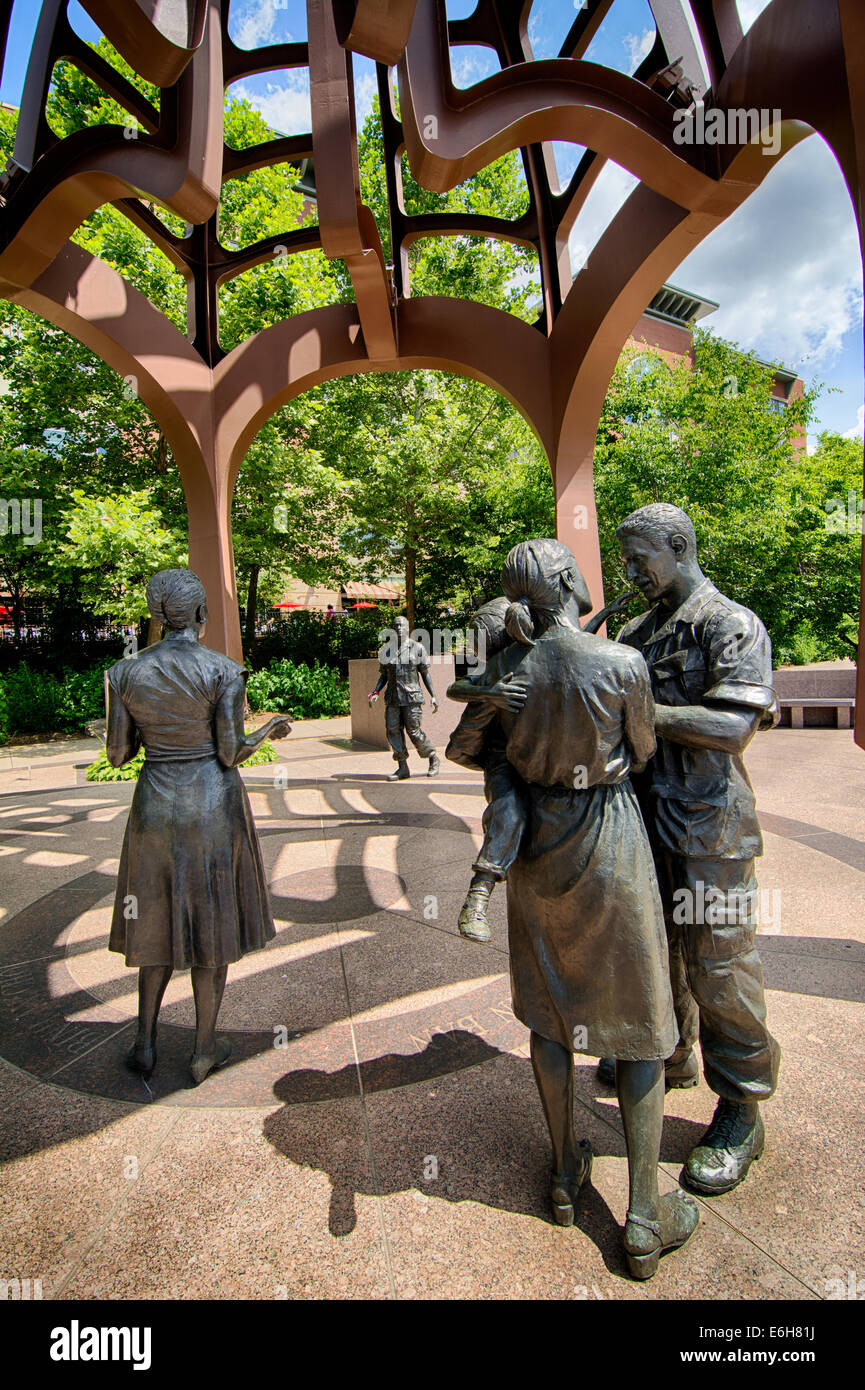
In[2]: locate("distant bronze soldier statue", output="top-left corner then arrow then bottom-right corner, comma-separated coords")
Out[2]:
368,614 -> 440,779
605,503 -> 780,1195
106,569 -> 290,1085
475,539 -> 697,1278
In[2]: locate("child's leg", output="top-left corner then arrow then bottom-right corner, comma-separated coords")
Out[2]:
459,763 -> 526,942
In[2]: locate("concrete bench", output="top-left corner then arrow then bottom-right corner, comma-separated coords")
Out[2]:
778,696 -> 854,729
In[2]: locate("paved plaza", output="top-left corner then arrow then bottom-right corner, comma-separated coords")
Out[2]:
0,721 -> 862,1301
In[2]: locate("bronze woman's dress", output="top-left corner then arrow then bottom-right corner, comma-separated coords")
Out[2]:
107,636 -> 276,968
492,625 -> 677,1062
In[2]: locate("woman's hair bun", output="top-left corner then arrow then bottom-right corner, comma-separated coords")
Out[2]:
145,569 -> 207,630
505,598 -> 535,646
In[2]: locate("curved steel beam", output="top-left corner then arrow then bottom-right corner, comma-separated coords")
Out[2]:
398,0 -> 715,208
0,0 -> 224,292
78,0 -> 208,87
333,0 -> 419,66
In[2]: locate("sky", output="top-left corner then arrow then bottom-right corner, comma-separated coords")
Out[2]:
0,0 -> 861,446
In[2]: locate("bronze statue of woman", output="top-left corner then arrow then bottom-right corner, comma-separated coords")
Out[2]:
105,569 -> 290,1085
489,539 -> 698,1278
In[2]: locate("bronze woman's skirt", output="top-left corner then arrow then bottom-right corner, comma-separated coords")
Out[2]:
506,779 -> 676,1061
108,756 -> 275,968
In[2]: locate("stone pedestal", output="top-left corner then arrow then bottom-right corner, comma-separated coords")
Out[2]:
348,655 -> 459,751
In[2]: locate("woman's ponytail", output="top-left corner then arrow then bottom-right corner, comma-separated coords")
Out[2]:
505,598 -> 535,646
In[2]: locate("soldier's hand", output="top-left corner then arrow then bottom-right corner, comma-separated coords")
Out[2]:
368,692 -> 379,705
431,699 -> 439,713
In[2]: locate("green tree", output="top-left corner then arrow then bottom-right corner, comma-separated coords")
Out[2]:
57,488 -> 186,627
592,331 -> 860,661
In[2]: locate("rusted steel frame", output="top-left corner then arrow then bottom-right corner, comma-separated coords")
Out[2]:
837,0 -> 865,749
185,210 -> 324,365
13,0 -> 161,181
376,61 -> 406,293
549,35 -> 674,297
223,136 -> 313,180
114,196 -> 192,277
0,2 -> 223,293
556,0 -> 617,62
333,0 -> 419,67
478,4 -> 562,332
308,0 -> 395,359
647,0 -> 709,97
78,0 -> 208,87
401,211 -> 536,251
398,1 -> 713,206
393,0 -> 554,327
688,0 -> 734,91
221,26 -> 309,86
446,0 -> 528,55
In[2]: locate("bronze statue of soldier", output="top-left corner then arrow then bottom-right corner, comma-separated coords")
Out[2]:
368,614 -> 440,779
603,503 -> 780,1196
106,569 -> 290,1085
456,539 -> 697,1278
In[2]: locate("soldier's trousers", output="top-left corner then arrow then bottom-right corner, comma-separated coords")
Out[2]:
385,703 -> 435,762
655,853 -> 780,1104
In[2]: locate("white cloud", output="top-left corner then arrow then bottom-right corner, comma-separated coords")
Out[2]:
451,46 -> 499,89
844,405 -> 865,441
736,0 -> 773,32
353,62 -> 378,128
675,135 -> 863,371
233,0 -> 287,50
623,27 -> 654,76
234,75 -> 311,136
568,161 -> 640,274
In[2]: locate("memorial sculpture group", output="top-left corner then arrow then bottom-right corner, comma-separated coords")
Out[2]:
105,504 -> 778,1281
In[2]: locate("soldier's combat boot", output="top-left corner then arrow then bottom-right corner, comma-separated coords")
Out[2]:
388,759 -> 410,781
684,1098 -> 764,1195
458,875 -> 493,942
427,752 -> 440,777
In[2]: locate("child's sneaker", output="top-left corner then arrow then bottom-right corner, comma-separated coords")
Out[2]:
458,883 -> 492,942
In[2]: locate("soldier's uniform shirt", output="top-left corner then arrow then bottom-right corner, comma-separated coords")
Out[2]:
379,639 -> 430,706
617,579 -> 778,860
616,579 -> 781,1102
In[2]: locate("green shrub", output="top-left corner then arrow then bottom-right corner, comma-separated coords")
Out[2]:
86,746 -> 145,782
2,659 -> 113,736
86,737 -> 278,781
245,608 -> 394,674
246,658 -> 349,719
0,678 -> 8,745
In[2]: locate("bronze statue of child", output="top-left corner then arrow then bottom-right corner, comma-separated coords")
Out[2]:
105,569 -> 290,1085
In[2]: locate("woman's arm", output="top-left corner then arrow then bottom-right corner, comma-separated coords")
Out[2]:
214,674 -> 291,768
106,681 -> 140,768
447,671 -> 528,712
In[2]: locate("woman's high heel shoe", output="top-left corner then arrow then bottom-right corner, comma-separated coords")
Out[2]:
550,1139 -> 594,1226
623,1190 -> 699,1279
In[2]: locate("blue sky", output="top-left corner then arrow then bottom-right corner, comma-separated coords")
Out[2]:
1,0 -> 862,445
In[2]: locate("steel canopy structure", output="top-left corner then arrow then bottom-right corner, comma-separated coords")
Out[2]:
0,0 -> 863,742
